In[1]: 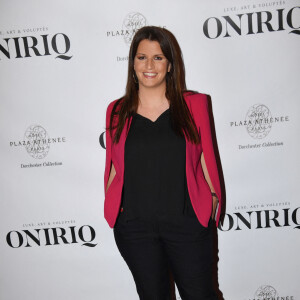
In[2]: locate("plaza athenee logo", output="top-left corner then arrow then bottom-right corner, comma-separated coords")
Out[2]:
249,285 -> 295,300
10,124 -> 66,159
106,12 -> 147,45
230,103 -> 289,150
245,104 -> 273,139
230,104 -> 289,140
10,124 -> 66,168
24,124 -> 51,159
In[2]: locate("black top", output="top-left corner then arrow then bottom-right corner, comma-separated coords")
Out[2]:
120,107 -> 196,222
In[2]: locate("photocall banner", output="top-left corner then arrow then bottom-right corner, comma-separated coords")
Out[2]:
0,0 -> 299,299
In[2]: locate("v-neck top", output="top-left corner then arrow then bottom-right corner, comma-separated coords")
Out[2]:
119,107 -> 196,222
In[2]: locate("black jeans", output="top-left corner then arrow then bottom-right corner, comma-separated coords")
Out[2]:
113,212 -> 218,300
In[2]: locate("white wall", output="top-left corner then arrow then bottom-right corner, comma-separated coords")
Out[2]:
0,0 -> 299,299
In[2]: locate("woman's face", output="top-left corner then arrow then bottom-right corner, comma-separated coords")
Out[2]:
134,39 -> 170,90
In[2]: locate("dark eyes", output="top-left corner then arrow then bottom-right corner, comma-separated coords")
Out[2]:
136,56 -> 164,60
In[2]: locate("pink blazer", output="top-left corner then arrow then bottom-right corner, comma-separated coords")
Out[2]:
104,92 -> 222,228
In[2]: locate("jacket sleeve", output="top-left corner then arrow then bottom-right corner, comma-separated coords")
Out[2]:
104,102 -> 113,196
197,94 -> 222,225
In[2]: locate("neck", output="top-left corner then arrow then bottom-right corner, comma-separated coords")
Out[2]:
138,84 -> 168,109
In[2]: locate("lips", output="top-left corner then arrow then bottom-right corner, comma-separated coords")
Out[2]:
143,72 -> 157,78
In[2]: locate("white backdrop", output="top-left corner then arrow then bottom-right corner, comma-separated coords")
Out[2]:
0,0 -> 299,299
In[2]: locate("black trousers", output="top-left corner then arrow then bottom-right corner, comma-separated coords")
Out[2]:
113,212 -> 218,300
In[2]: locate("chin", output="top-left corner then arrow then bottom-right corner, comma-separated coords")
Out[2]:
139,80 -> 166,89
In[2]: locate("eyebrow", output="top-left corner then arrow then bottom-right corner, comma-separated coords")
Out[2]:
136,52 -> 165,56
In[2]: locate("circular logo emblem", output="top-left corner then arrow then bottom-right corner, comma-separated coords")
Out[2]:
245,104 -> 272,139
24,125 -> 50,159
122,12 -> 147,45
255,285 -> 278,299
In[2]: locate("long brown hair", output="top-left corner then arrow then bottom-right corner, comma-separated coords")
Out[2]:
108,26 -> 200,145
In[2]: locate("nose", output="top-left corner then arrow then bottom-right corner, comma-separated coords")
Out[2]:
146,58 -> 154,70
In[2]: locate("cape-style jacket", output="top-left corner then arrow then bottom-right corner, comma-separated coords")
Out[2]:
104,92 -> 222,228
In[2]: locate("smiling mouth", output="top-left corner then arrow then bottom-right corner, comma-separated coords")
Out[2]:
143,72 -> 157,78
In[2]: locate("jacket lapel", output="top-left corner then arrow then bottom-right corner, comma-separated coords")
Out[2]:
116,115 -> 133,179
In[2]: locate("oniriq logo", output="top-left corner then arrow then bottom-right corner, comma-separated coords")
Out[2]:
6,225 -> 97,248
218,207 -> 300,231
0,33 -> 72,60
203,6 -> 300,38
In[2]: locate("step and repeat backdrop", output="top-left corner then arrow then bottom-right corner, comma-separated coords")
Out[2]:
0,0 -> 299,299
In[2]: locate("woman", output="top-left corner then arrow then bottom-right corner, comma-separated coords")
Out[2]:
104,26 -> 222,300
